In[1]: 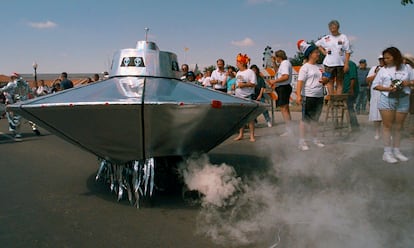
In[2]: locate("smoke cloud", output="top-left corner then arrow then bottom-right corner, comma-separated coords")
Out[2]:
179,155 -> 242,208
178,130 -> 413,247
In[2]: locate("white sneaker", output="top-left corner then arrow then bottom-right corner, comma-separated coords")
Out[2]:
267,121 -> 272,128
383,152 -> 398,164
298,142 -> 309,151
313,140 -> 325,148
14,133 -> 22,138
393,150 -> 408,162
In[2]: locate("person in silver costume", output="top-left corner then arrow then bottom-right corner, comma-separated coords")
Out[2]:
0,73 -> 40,138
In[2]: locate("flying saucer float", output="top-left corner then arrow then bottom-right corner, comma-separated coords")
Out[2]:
9,40 -> 266,207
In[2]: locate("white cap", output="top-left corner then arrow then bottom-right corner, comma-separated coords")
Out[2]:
404,53 -> 414,65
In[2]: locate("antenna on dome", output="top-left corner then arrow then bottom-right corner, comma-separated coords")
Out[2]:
144,28 -> 149,43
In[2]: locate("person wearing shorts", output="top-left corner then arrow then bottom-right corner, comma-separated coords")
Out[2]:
315,20 -> 351,95
323,65 -> 344,95
296,40 -> 327,151
266,50 -> 293,136
372,47 -> 414,163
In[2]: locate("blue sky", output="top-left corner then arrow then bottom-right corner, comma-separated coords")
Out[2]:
1,0 -> 413,74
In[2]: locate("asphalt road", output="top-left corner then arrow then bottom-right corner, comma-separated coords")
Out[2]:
0,111 -> 413,248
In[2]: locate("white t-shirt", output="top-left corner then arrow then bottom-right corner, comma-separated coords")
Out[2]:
202,76 -> 212,87
367,66 -> 379,78
315,33 -> 351,67
275,60 -> 292,86
372,64 -> 414,96
210,69 -> 227,90
297,63 -> 324,97
36,85 -> 49,96
235,68 -> 256,98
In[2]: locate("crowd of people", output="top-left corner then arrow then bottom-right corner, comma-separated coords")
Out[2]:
2,19 -> 413,164
180,20 -> 414,163
0,71 -> 103,138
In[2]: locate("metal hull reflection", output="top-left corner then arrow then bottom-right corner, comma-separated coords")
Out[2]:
9,76 -> 265,163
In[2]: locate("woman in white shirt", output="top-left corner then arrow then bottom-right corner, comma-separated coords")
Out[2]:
372,47 -> 414,163
234,53 -> 257,142
296,40 -> 328,151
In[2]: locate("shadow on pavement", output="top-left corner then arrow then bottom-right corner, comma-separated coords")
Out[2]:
84,153 -> 274,209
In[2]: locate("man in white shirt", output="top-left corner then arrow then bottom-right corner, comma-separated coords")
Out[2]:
210,59 -> 228,93
316,20 -> 351,95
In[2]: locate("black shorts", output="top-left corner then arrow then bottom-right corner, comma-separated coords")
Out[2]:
302,96 -> 324,123
275,84 -> 292,107
324,66 -> 344,81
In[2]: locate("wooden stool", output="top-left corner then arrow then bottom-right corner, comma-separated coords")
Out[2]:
323,94 -> 352,136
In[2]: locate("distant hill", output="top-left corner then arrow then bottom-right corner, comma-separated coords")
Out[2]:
0,74 -> 10,83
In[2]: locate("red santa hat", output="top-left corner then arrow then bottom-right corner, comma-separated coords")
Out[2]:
297,40 -> 317,58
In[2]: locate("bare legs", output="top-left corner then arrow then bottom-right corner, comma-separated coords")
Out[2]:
374,120 -> 382,139
280,104 -> 292,132
380,110 -> 408,148
234,121 -> 255,142
299,120 -> 319,141
327,78 -> 343,95
335,78 -> 343,95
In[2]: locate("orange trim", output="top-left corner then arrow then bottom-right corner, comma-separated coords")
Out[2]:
265,68 -> 276,77
268,91 -> 278,100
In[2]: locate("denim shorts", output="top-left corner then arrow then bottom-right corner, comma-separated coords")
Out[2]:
378,93 -> 410,113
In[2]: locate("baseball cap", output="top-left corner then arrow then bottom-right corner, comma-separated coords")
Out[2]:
186,71 -> 195,77
404,54 -> 414,66
359,59 -> 367,63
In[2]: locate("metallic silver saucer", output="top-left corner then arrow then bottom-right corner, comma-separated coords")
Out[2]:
9,41 -> 266,164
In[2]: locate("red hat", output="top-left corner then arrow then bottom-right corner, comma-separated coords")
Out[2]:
236,53 -> 250,65
10,72 -> 20,78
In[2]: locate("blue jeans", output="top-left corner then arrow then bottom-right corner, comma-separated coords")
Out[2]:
355,87 -> 368,113
347,94 -> 359,128
260,97 -> 271,122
